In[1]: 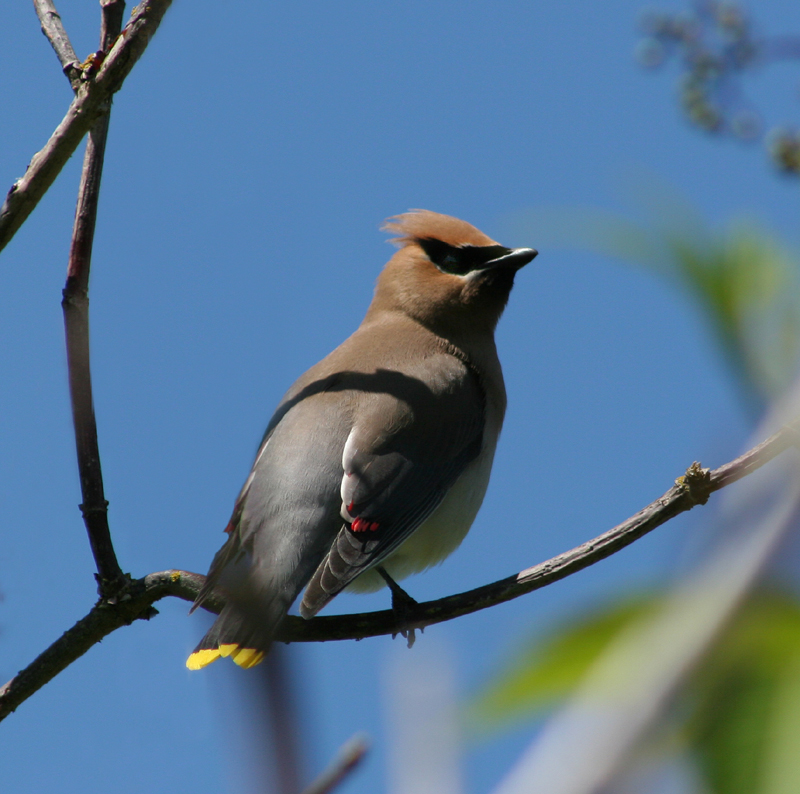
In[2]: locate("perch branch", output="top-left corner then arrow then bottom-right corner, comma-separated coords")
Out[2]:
62,0 -> 127,597
0,0 -> 172,253
0,421 -> 796,722
272,418 -> 800,642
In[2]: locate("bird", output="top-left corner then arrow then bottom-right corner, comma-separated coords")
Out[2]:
186,210 -> 537,670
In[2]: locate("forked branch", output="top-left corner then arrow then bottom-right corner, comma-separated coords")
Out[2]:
0,0 -> 172,253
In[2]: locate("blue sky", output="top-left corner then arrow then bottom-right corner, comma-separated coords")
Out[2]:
2,2 -> 799,793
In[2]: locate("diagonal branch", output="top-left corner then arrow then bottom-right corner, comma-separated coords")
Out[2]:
0,0 -> 173,254
62,0 -> 127,598
33,0 -> 81,89
0,422 -> 796,722
0,571 -> 195,721
300,734 -> 369,794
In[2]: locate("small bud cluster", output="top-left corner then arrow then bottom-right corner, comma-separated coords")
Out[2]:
635,2 -> 800,176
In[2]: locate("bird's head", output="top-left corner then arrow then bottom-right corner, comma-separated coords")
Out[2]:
370,210 -> 537,337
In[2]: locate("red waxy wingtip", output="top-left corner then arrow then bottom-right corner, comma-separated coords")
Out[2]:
351,517 -> 379,533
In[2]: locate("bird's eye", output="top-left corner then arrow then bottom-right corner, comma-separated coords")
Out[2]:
418,239 -> 512,276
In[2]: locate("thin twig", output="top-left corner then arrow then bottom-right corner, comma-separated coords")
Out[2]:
62,0 -> 127,598
32,0 -> 81,88
0,422 -> 796,722
0,0 -> 173,254
300,734 -> 369,794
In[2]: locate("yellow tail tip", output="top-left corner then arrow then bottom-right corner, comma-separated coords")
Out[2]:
186,648 -> 222,670
186,644 -> 266,670
231,647 -> 265,668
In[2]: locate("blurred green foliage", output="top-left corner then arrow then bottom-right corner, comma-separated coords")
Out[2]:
474,5 -> 800,788
517,198 -> 800,414
469,591 -> 800,794
687,592 -> 800,794
467,596 -> 657,732
596,213 -> 800,413
479,201 -> 800,786
493,202 -> 800,787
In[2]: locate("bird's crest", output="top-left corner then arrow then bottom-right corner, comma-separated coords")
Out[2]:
382,210 -> 497,249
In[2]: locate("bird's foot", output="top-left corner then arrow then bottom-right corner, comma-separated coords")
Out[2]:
376,566 -> 422,649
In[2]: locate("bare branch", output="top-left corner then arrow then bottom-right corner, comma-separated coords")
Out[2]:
32,0 -> 81,88
1,422 -> 796,722
58,0 -> 129,595
0,0 -> 173,253
62,0 -> 127,597
0,573 -> 161,721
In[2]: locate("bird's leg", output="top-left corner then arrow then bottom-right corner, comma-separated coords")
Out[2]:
376,566 -> 421,649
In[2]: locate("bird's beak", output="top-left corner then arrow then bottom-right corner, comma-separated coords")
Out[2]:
483,247 -> 538,270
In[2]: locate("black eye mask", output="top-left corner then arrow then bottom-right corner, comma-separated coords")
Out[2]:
417,238 -> 512,276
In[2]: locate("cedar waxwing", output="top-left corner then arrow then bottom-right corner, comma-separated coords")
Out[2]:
187,210 -> 537,670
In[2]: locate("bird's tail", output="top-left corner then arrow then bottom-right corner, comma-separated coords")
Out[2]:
186,595 -> 287,670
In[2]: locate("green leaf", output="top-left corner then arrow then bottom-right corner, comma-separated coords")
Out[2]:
662,224 -> 800,405
466,594 -> 658,734
760,658 -> 800,794
686,591 -> 800,794
468,588 -> 800,794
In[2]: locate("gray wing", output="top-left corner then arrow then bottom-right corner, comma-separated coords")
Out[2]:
191,384 -> 350,618
299,354 -> 485,617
